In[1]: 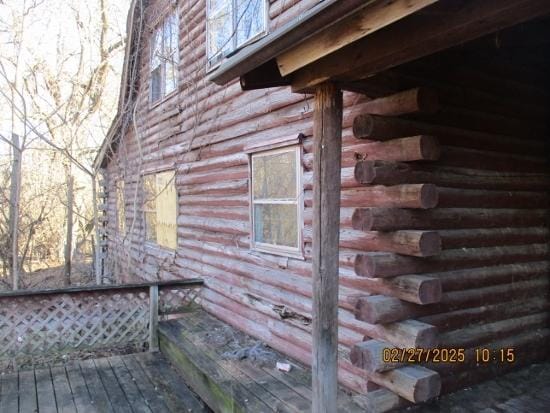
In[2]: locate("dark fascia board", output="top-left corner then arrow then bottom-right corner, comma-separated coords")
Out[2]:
207,0 -> 370,86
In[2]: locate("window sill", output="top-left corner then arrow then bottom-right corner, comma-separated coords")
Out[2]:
250,245 -> 304,261
149,87 -> 178,110
144,241 -> 177,257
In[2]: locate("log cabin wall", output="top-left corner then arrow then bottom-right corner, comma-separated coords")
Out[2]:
349,42 -> 550,397
102,0 -> 550,405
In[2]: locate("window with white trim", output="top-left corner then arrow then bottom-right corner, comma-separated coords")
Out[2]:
251,146 -> 301,256
143,170 -> 178,249
207,0 -> 267,67
150,12 -> 179,104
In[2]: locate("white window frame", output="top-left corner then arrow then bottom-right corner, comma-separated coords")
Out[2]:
206,0 -> 268,69
150,10 -> 179,105
249,145 -> 303,258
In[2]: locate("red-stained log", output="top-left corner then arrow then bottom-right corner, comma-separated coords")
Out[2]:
351,207 -> 549,231
437,187 -> 549,209
307,184 -> 438,209
354,244 -> 549,278
351,340 -> 404,373
419,295 -> 550,332
354,160 -> 550,190
304,228 -> 441,257
438,312 -> 549,349
355,277 -> 550,324
359,88 -> 439,116
352,114 -> 548,161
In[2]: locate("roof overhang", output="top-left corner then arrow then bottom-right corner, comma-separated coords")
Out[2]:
208,0 -> 550,93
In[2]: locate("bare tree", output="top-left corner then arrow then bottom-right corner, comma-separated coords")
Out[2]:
0,0 -> 129,289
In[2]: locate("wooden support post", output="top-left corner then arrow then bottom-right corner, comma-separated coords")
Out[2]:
149,285 -> 159,352
311,83 -> 343,413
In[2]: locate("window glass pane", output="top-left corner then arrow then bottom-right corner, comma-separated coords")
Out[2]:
151,67 -> 162,102
151,28 -> 162,69
207,1 -> 233,60
252,150 -> 297,199
236,0 -> 264,46
254,204 -> 298,248
164,13 -> 178,57
165,60 -> 177,95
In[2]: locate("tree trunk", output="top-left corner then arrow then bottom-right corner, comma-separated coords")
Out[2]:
64,172 -> 74,286
9,133 -> 22,290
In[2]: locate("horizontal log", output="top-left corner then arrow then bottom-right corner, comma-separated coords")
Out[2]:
359,87 -> 439,116
438,261 -> 550,292
354,160 -> 550,190
419,295 -> 550,332
352,389 -> 409,413
303,135 -> 441,169
350,135 -> 441,162
439,227 -> 549,249
355,277 -> 550,324
354,244 -> 549,278
440,329 -> 550,394
439,146 -> 548,173
354,275 -> 442,305
352,114 -> 549,160
355,295 -> 414,324
372,366 -> 440,403
351,340 -> 404,373
438,312 -> 549,349
437,187 -> 550,209
304,228 -> 441,257
310,184 -> 439,209
351,207 -> 549,231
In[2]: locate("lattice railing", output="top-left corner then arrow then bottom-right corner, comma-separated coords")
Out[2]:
0,279 -> 203,365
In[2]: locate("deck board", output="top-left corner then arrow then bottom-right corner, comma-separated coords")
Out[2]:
64,361 -> 96,413
0,353 -> 208,413
35,368 -> 57,413
0,371 -> 19,412
51,366 -> 77,413
18,369 -> 38,413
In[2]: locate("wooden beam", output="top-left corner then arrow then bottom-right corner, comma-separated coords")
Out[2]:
311,83 -> 343,413
277,0 -> 438,76
291,0 -> 550,92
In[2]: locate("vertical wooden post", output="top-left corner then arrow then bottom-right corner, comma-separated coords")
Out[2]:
311,83 -> 343,413
149,285 -> 159,352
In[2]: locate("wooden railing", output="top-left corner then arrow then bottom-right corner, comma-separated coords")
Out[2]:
0,279 -> 203,366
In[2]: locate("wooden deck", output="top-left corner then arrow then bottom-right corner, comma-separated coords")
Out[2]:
0,353 -> 210,413
159,310 -> 364,413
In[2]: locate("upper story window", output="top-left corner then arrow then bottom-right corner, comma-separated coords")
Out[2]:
150,12 -> 179,104
207,0 -> 267,67
143,170 -> 178,250
116,180 -> 125,235
251,146 -> 302,257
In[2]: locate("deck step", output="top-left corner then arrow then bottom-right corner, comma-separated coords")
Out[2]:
159,310 -> 364,413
